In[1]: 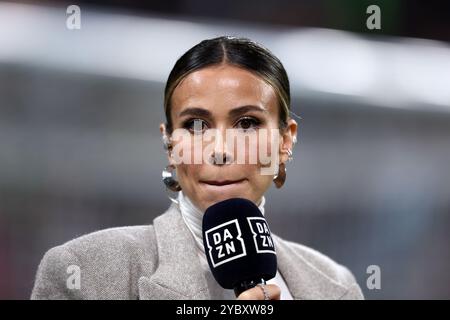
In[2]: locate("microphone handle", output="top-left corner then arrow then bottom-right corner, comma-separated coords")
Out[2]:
233,278 -> 266,297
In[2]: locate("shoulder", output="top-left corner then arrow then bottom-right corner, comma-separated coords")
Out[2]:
31,225 -> 158,300
62,225 -> 157,261
281,237 -> 356,285
273,235 -> 364,299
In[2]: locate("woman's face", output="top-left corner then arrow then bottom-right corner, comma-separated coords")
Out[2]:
161,64 -> 296,211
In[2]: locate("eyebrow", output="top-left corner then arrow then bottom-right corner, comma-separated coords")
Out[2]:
179,107 -> 212,119
178,105 -> 267,119
228,105 -> 268,118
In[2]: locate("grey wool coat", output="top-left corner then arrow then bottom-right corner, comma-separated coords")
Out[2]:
31,202 -> 364,300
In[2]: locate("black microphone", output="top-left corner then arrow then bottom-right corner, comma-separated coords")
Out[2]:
202,198 -> 277,297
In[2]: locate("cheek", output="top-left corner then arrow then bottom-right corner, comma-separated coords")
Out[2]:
171,134 -> 212,164
177,162 -> 200,176
245,167 -> 273,199
251,129 -> 280,164
176,164 -> 198,190
239,142 -> 274,190
170,136 -> 193,164
230,131 -> 275,164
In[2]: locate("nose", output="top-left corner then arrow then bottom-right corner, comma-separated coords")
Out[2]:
210,151 -> 233,165
208,127 -> 234,165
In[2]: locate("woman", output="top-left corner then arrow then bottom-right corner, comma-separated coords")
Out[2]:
31,36 -> 363,300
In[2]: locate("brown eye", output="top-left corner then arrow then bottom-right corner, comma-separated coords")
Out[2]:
183,119 -> 208,133
236,117 -> 261,130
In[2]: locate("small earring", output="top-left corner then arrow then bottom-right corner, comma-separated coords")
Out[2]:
287,149 -> 293,162
162,164 -> 181,192
273,162 -> 286,188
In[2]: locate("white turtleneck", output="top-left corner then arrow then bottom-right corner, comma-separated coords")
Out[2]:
177,191 -> 293,300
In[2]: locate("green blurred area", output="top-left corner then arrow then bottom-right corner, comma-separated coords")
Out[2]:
326,0 -> 402,36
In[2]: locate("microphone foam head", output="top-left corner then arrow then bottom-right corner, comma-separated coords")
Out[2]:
202,198 -> 277,289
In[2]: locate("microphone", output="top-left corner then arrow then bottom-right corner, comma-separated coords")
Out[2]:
202,198 -> 277,297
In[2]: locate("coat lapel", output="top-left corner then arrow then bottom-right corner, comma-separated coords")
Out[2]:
274,235 -> 349,300
138,203 -> 350,300
138,203 -> 210,300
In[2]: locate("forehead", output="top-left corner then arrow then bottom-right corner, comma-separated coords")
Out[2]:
171,64 -> 277,115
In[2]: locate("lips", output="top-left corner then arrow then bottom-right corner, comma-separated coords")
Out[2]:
200,178 -> 246,186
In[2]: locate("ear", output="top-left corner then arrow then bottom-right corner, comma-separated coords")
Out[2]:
279,118 -> 298,164
160,123 -> 175,165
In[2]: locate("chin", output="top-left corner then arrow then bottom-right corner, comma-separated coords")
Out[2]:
189,180 -> 256,210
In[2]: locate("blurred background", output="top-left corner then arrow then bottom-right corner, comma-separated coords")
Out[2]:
0,0 -> 449,299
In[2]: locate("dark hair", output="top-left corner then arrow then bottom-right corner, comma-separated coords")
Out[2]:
164,36 -> 291,133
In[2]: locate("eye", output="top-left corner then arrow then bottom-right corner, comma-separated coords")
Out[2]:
235,117 -> 261,131
182,118 -> 208,133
